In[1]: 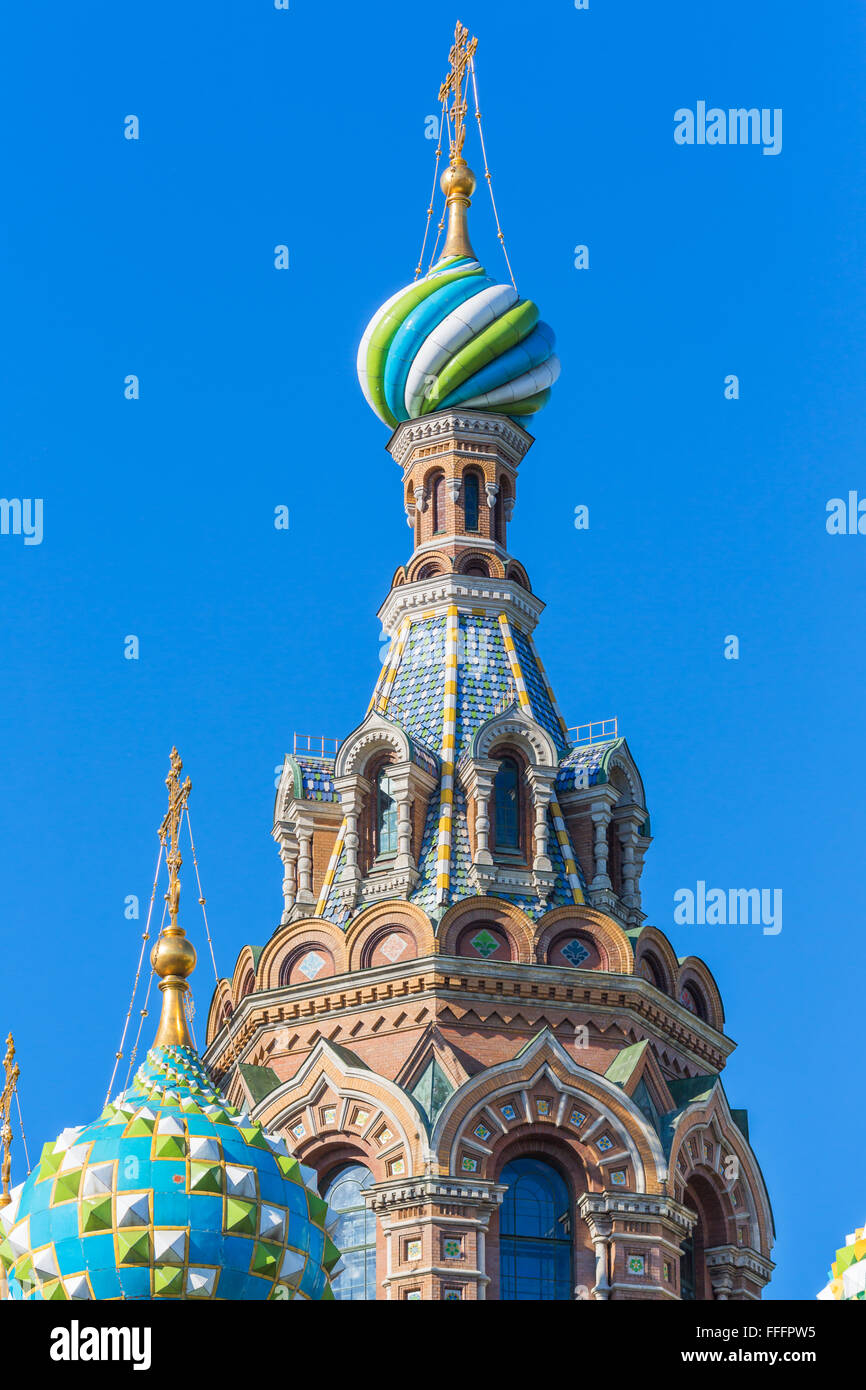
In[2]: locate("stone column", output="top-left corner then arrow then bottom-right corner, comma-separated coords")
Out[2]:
334,776 -> 369,908
527,767 -> 556,873
614,807 -> 646,921
293,816 -> 316,915
278,838 -> 298,924
591,808 -> 612,891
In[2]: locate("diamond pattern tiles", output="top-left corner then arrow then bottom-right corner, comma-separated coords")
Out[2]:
0,1045 -> 340,1302
315,609 -> 588,924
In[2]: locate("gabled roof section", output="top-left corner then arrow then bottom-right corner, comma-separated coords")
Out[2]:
238,1062 -> 280,1105
604,1039 -> 676,1123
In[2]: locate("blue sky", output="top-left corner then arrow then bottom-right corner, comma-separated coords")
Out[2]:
2,1 -> 864,1300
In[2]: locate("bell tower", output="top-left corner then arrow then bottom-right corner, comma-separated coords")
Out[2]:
204,20 -> 775,1304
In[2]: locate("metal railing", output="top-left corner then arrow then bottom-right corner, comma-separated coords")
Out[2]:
566,717 -> 618,748
293,733 -> 339,759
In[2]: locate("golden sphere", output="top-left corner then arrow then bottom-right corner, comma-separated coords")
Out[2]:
151,930 -> 197,980
441,159 -> 476,201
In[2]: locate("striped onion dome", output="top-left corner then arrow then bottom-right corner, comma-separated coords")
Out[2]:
357,251 -> 560,429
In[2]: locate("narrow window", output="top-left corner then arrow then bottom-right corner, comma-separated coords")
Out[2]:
376,767 -> 398,856
464,471 -> 480,531
432,474 -> 447,533
322,1164 -> 377,1300
494,756 -> 520,851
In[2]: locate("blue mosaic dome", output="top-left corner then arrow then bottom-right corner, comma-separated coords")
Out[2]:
0,1044 -> 339,1301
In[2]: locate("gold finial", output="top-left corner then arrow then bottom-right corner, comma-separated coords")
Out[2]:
151,749 -> 197,1049
438,20 -> 479,261
0,1034 -> 19,1209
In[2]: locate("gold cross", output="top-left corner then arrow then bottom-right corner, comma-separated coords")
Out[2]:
0,1034 -> 19,1208
158,747 -> 192,929
438,20 -> 478,162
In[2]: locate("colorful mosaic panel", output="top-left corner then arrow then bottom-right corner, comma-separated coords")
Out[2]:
389,1158 -> 406,1177
500,1104 -> 517,1122
610,1170 -> 627,1187
570,1110 -> 586,1128
628,1255 -> 645,1276
443,1238 -> 462,1260
460,1157 -> 478,1173
405,1289 -> 422,1300
443,1286 -> 462,1300
561,938 -> 589,968
473,1122 -> 491,1142
298,951 -> 325,981
597,1135 -> 613,1152
536,1099 -> 550,1117
406,1239 -> 422,1262
469,929 -> 499,959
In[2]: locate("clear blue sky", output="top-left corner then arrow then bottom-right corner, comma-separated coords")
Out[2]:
2,1 -> 863,1300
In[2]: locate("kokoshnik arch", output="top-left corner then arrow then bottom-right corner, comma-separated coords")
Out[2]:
202,22 -> 775,1301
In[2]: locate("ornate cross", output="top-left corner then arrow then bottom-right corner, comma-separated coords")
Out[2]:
438,20 -> 478,162
158,747 -> 192,929
0,1034 -> 19,1208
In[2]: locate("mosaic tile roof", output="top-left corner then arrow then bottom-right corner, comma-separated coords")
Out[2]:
314,609 -> 589,925
555,738 -> 621,792
0,1045 -> 339,1301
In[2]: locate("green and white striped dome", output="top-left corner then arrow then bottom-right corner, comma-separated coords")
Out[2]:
357,253 -> 560,429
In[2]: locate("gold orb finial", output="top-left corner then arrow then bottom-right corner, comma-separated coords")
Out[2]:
152,749 -> 197,1049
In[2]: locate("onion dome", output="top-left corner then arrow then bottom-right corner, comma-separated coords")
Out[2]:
357,29 -> 559,429
0,1047 -> 339,1302
817,1221 -> 866,1300
0,749 -> 341,1301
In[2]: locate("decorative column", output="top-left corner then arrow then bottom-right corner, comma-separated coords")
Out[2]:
580,1208 -> 612,1300
293,814 -> 316,916
614,805 -> 646,924
591,807 -> 612,891
333,775 -> 370,908
278,838 -> 298,924
461,759 -> 498,893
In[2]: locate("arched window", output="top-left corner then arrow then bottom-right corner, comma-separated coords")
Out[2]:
500,1157 -> 573,1300
464,471 -> 480,531
321,1163 -> 377,1301
494,756 -> 521,852
431,473 -> 447,533
376,766 -> 398,856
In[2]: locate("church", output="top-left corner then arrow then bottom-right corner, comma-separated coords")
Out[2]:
0,21 -> 775,1304
201,23 -> 775,1301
